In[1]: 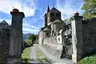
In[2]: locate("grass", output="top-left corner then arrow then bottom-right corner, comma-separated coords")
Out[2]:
21,47 -> 32,64
21,47 -> 31,59
78,54 -> 96,64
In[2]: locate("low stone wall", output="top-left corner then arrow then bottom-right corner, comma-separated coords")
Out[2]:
43,36 -> 63,58
83,19 -> 96,56
0,29 -> 10,63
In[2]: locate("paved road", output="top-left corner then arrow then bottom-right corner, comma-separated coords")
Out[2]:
29,46 -> 40,64
29,44 -> 74,64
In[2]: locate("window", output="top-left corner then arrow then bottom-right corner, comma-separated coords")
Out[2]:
46,33 -> 49,37
51,13 -> 54,16
56,13 -> 60,17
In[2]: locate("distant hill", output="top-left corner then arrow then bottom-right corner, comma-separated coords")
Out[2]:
23,33 -> 31,40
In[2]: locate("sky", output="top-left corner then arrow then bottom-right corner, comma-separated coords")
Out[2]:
0,0 -> 84,34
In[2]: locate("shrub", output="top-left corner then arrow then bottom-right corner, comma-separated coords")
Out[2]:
78,54 -> 96,64
25,39 -> 32,46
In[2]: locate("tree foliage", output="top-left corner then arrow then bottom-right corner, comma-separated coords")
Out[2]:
82,0 -> 96,19
25,39 -> 32,45
28,34 -> 36,43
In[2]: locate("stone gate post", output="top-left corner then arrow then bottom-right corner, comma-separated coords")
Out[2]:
7,9 -> 25,64
71,12 -> 83,63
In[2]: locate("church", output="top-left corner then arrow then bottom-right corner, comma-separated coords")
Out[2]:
38,6 -> 68,59
38,6 -> 65,45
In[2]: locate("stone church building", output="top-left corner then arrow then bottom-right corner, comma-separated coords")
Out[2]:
38,6 -> 71,60
38,6 -> 65,44
38,6 -> 96,63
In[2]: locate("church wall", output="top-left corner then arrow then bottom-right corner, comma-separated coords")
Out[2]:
43,36 -> 63,58
38,31 -> 44,45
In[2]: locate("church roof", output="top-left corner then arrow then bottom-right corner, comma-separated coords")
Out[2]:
50,7 -> 60,13
43,27 -> 50,32
53,19 -> 63,24
0,20 -> 9,26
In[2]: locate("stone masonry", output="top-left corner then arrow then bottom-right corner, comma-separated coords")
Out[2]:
7,9 -> 25,64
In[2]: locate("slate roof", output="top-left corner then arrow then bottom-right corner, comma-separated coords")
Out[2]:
0,20 -> 9,26
50,7 -> 60,13
53,19 -> 63,24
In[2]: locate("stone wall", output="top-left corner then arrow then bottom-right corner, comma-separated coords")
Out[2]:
38,31 -> 44,45
0,28 -> 10,63
71,16 -> 83,63
43,36 -> 63,58
82,18 -> 96,56
71,17 -> 96,63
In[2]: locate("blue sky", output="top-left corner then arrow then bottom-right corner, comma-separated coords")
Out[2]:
0,0 -> 84,34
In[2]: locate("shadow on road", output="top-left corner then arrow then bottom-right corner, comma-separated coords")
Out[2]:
21,58 -> 52,64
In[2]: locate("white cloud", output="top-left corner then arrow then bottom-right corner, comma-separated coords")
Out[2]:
23,22 -> 39,29
23,23 -> 40,34
23,28 -> 39,34
0,0 -> 36,17
56,0 -> 84,19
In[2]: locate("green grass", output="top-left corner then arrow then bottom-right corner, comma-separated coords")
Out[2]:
78,54 -> 96,64
21,47 -> 31,59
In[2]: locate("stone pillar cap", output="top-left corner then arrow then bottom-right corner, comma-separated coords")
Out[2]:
74,12 -> 79,16
10,8 -> 25,18
12,8 -> 19,12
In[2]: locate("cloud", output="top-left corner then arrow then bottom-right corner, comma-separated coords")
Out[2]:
56,0 -> 84,19
23,27 -> 39,34
23,22 -> 40,29
23,23 -> 40,34
0,19 -> 40,34
0,0 -> 36,17
0,19 -> 11,25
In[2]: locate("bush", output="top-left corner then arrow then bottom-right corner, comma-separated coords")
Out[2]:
78,54 -> 96,64
25,39 -> 32,46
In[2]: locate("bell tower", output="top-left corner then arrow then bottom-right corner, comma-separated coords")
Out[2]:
47,7 -> 61,25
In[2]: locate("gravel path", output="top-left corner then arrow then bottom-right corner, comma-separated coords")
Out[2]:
29,44 -> 75,64
29,46 -> 40,64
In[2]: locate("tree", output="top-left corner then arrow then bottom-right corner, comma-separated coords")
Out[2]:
28,34 -> 36,44
82,0 -> 96,19
25,39 -> 31,45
